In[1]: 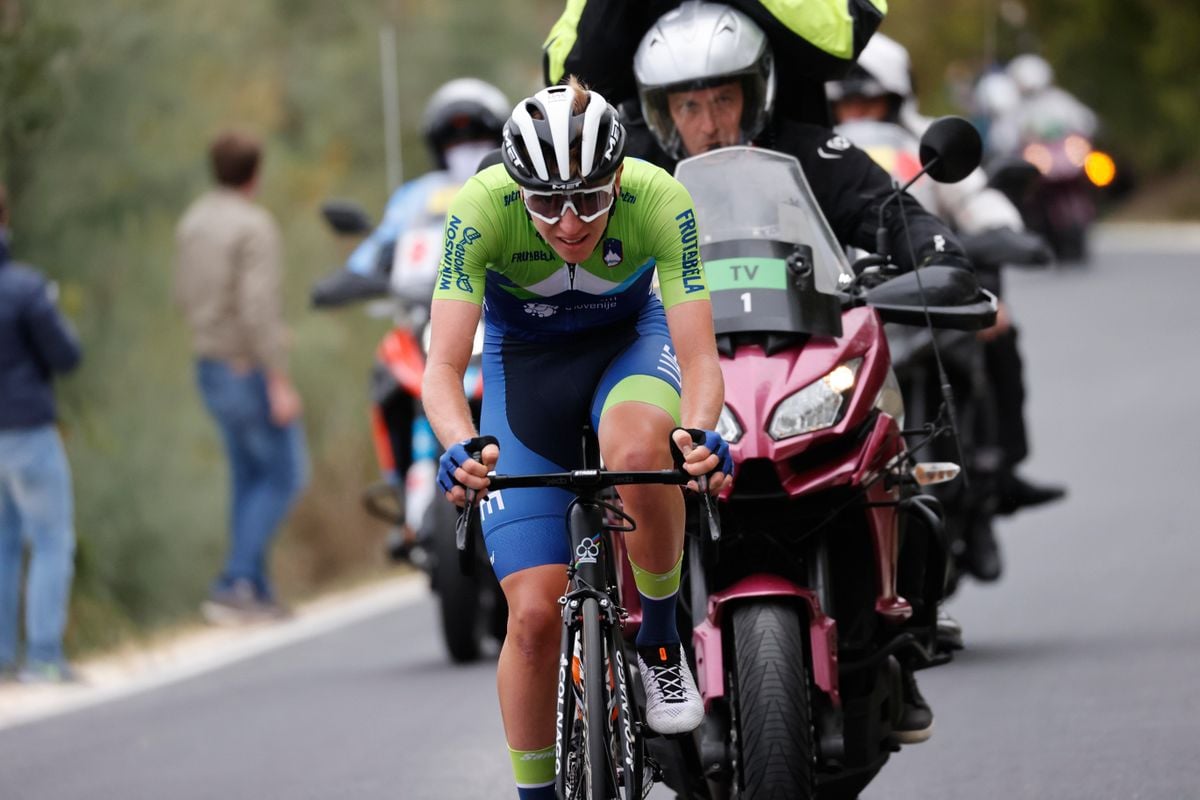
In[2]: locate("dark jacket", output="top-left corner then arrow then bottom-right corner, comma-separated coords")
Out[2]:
0,234 -> 82,429
628,117 -> 973,272
543,0 -> 886,126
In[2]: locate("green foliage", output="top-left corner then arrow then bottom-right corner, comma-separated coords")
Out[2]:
0,0 -> 556,653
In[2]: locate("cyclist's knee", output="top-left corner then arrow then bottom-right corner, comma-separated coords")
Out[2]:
506,600 -> 560,662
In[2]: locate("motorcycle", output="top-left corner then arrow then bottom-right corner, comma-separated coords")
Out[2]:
649,119 -> 995,799
886,227 -> 1051,593
989,133 -> 1115,263
312,199 -> 505,663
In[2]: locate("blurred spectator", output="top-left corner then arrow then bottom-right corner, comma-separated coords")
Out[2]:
0,182 -> 83,683
174,131 -> 308,624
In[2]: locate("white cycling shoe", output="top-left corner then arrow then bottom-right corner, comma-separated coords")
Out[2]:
636,643 -> 704,735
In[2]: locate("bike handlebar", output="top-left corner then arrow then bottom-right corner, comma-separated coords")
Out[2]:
458,466 -> 722,550
484,468 -> 692,491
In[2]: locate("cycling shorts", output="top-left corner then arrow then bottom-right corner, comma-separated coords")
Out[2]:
478,298 -> 681,581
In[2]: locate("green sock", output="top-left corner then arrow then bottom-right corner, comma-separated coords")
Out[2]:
630,553 -> 683,646
509,743 -> 555,798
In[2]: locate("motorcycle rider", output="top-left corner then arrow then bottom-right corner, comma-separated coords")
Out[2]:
543,0 -> 887,130
424,81 -> 729,798
633,2 -> 976,743
827,33 -> 1067,582
1004,53 -> 1098,155
340,78 -> 509,550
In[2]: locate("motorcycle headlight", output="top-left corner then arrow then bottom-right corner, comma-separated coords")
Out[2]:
767,358 -> 862,440
716,405 -> 743,444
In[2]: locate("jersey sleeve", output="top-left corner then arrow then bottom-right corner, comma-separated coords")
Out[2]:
645,171 -> 710,308
432,175 -> 498,305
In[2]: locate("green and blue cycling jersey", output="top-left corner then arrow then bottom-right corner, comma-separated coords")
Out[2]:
432,158 -> 709,339
434,158 -> 711,580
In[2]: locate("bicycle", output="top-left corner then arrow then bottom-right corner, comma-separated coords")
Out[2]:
456,429 -> 719,800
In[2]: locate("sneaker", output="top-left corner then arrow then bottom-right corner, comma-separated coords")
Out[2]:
17,661 -> 80,685
894,665 -> 933,744
202,580 -> 286,625
636,644 -> 704,735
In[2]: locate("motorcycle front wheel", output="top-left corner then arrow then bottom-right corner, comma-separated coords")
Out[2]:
729,601 -> 815,800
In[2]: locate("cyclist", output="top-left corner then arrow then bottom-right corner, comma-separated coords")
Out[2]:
632,2 -> 977,744
423,80 -> 730,799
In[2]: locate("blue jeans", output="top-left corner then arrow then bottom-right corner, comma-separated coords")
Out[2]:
0,425 -> 76,668
196,360 -> 308,600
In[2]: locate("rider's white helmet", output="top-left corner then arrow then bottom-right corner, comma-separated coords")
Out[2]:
1007,54 -> 1054,96
854,33 -> 913,99
634,1 -> 775,159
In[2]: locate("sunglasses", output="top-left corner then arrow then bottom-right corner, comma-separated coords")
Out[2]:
522,177 -> 617,224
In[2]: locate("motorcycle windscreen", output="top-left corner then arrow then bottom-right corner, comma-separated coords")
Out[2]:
675,147 -> 852,338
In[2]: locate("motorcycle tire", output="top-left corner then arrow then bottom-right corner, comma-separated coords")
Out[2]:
729,601 -> 815,800
429,499 -> 484,663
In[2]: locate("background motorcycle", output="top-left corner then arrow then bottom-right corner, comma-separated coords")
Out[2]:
887,227 -> 1051,597
312,200 -> 504,663
650,120 -> 995,799
987,134 -> 1117,263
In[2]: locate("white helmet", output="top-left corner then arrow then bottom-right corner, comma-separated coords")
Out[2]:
501,84 -> 625,191
634,1 -> 775,158
974,71 -> 1020,117
1007,54 -> 1053,96
854,33 -> 913,99
422,78 -> 510,169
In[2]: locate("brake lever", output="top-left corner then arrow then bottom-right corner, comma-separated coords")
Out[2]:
696,475 -> 722,541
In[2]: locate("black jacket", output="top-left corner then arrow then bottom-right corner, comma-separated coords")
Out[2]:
627,117 -> 972,272
0,235 -> 82,429
543,0 -> 886,126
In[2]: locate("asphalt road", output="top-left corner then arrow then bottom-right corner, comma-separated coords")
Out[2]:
2,229 -> 1197,799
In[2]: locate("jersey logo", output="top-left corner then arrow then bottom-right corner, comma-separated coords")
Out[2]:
602,238 -> 623,267
818,135 -> 852,160
524,302 -> 557,318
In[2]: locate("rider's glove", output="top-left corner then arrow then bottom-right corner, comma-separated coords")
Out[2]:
437,435 -> 499,494
670,428 -> 733,478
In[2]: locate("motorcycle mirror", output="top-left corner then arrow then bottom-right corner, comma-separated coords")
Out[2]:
919,117 -> 983,184
321,199 -> 374,235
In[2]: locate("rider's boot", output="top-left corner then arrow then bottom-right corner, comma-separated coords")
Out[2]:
936,608 -> 965,652
964,518 -> 1003,582
894,662 -> 934,744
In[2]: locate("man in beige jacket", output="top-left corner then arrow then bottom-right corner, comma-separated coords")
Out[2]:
175,130 -> 307,623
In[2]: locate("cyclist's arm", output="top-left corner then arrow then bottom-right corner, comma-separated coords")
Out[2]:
424,298 -> 481,447
665,300 -> 723,430
650,171 -> 723,430
422,175 -> 494,450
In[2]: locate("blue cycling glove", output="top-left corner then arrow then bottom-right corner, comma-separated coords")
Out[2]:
437,435 -> 499,495
670,428 -> 733,478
